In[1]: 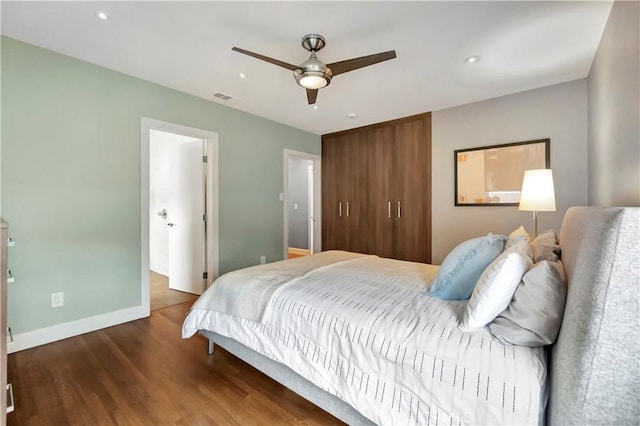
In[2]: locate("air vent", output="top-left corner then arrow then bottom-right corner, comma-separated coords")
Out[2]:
214,92 -> 233,101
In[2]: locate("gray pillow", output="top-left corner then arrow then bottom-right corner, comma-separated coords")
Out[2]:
532,244 -> 559,262
487,260 -> 567,347
531,229 -> 560,263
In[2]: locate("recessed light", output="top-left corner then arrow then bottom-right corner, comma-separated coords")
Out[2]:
464,56 -> 481,64
347,112 -> 358,119
97,11 -> 108,20
239,73 -> 246,79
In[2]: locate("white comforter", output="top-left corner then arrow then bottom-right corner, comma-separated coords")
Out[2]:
182,251 -> 546,425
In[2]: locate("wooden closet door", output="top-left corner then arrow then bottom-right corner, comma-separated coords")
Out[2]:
342,132 -> 369,254
322,132 -> 368,253
367,125 -> 395,258
323,112 -> 431,261
321,135 -> 343,250
393,117 -> 431,263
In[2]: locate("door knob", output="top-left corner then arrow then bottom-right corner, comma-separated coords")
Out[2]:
157,209 -> 168,219
167,222 -> 177,227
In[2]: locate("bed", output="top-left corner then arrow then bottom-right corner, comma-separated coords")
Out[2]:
182,206 -> 639,425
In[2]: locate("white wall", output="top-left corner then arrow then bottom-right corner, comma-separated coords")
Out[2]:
588,0 -> 640,207
432,80 -> 588,263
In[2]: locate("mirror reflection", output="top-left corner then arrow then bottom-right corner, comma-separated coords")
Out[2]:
455,139 -> 550,206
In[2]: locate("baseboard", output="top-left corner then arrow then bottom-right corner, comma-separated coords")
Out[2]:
7,305 -> 148,354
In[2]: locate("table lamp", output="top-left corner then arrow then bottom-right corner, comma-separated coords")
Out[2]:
519,169 -> 556,237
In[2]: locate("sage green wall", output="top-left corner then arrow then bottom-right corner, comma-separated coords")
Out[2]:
0,37 -> 320,334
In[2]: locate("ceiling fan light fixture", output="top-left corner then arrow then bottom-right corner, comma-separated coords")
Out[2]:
294,53 -> 332,89
296,72 -> 330,89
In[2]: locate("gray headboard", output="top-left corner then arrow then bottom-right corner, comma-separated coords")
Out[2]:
548,207 -> 639,425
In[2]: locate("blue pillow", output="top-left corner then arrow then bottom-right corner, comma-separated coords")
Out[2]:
428,234 -> 506,300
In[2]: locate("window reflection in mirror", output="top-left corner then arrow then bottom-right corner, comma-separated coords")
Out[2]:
455,139 -> 550,206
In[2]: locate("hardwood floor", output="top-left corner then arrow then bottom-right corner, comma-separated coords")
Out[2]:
6,302 -> 344,425
287,248 -> 311,260
150,271 -> 198,311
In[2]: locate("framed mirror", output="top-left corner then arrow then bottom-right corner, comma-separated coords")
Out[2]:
455,139 -> 550,206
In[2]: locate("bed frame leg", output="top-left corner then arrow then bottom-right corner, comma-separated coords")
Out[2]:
208,339 -> 215,355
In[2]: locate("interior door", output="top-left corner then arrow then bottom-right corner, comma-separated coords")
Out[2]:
322,135 -> 342,250
367,125 -> 395,258
342,132 -> 369,254
394,119 -> 431,263
167,139 -> 205,295
322,132 -> 368,254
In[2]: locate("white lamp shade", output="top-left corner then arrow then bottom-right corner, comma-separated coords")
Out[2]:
519,169 -> 556,212
298,74 -> 328,89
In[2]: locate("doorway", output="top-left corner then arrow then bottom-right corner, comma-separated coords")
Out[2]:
284,150 -> 321,259
141,118 -> 219,314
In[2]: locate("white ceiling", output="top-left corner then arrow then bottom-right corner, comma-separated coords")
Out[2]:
1,1 -> 613,135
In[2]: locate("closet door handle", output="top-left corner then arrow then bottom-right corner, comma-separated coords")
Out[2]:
339,202 -> 342,217
397,201 -> 401,218
387,201 -> 391,218
346,202 -> 350,217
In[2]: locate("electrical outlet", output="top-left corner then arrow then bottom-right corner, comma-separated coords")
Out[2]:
51,292 -> 64,308
260,256 -> 266,264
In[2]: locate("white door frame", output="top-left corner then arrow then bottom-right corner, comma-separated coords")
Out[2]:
141,117 -> 219,315
283,149 -> 321,258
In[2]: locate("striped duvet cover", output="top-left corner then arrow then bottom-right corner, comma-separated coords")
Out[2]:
182,251 -> 546,425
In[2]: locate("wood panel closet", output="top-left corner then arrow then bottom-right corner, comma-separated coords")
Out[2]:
322,112 -> 431,263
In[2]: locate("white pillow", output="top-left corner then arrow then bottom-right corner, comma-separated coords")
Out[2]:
458,251 -> 532,331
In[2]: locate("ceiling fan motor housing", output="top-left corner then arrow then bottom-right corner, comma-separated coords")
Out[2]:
294,53 -> 333,89
301,34 -> 326,52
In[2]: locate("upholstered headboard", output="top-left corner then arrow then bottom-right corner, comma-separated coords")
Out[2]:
548,207 -> 639,425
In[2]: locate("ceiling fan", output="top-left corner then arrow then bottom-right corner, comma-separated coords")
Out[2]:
232,34 -> 397,105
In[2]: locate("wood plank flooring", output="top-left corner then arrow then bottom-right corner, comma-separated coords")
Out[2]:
6,301 -> 344,425
287,248 -> 311,260
150,271 -> 198,311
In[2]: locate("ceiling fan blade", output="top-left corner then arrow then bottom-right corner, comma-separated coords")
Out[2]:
328,50 -> 397,76
232,47 -> 298,71
306,89 -> 318,105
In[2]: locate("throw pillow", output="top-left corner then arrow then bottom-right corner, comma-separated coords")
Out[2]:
504,225 -> 531,250
458,251 -> 531,331
504,238 -> 533,259
487,260 -> 567,346
428,234 -> 506,300
531,229 -> 560,263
